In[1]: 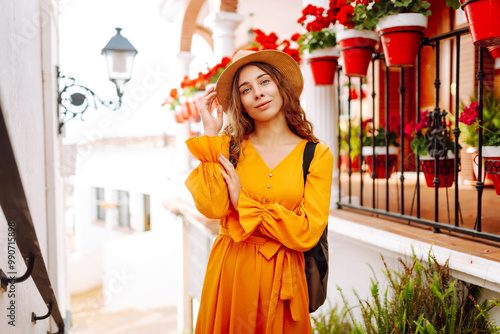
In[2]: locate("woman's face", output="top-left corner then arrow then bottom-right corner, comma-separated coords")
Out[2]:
237,65 -> 283,123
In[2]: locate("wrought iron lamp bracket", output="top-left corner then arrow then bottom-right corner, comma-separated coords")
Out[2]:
57,67 -> 122,134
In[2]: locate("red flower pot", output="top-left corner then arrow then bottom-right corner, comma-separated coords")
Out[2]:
174,112 -> 183,123
362,146 -> 398,179
485,158 -> 500,195
461,0 -> 500,47
488,45 -> 500,59
483,146 -> 500,195
337,30 -> 379,77
180,101 -> 190,120
420,155 -> 458,188
376,13 -> 428,67
471,151 -> 495,186
306,47 -> 340,85
187,98 -> 199,117
340,153 -> 360,172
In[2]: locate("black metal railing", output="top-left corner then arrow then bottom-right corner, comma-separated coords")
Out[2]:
337,26 -> 500,244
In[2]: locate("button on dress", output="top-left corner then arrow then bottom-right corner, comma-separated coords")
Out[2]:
185,134 -> 333,334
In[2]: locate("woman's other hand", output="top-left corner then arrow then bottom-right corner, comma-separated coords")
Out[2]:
200,85 -> 224,136
219,153 -> 241,210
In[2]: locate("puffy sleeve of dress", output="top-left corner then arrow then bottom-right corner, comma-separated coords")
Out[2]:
228,143 -> 333,252
185,134 -> 233,219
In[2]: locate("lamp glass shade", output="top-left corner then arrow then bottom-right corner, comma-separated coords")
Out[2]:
103,49 -> 136,82
101,28 -> 138,91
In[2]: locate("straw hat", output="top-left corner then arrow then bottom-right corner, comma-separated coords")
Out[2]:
215,50 -> 303,112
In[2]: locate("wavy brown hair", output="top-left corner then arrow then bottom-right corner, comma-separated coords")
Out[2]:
222,62 -> 319,165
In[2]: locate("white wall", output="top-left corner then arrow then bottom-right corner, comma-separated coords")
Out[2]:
68,250 -> 104,295
102,220 -> 180,311
0,0 -> 67,333
68,142 -> 179,306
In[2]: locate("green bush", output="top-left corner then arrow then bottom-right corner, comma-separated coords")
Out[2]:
329,249 -> 500,333
311,303 -> 353,334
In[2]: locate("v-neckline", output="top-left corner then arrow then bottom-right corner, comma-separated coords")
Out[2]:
247,139 -> 307,172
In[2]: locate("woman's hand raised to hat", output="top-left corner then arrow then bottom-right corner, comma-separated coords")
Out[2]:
200,85 -> 224,136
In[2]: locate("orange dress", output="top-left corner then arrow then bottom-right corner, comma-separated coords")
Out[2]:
185,134 -> 333,334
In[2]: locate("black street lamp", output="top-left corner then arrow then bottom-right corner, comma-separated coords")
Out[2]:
57,28 -> 138,134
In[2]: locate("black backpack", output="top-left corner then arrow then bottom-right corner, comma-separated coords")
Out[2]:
229,140 -> 329,313
302,142 -> 329,313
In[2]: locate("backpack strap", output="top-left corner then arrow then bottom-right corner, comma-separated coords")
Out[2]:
302,142 -> 318,185
302,141 -> 329,313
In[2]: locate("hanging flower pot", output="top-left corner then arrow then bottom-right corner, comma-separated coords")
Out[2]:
187,97 -> 199,117
305,46 -> 340,85
460,0 -> 500,47
483,146 -> 500,195
420,152 -> 458,188
337,29 -> 379,77
174,112 -> 184,124
362,146 -> 398,179
488,45 -> 500,59
470,149 -> 495,186
339,151 -> 360,172
180,100 -> 190,120
376,13 -> 428,67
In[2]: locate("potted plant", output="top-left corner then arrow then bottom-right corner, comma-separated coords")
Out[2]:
446,0 -> 500,47
162,57 -> 231,123
336,1 -> 379,77
362,113 -> 400,179
406,110 -> 459,188
459,94 -> 500,194
353,0 -> 431,67
488,45 -> 500,60
250,29 -> 302,63
340,119 -> 362,172
296,2 -> 353,85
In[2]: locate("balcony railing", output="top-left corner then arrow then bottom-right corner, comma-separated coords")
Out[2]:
337,26 -> 500,244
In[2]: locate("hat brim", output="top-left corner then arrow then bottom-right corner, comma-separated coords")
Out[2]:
215,50 -> 303,112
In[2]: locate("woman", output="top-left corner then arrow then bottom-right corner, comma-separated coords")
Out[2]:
185,49 -> 333,333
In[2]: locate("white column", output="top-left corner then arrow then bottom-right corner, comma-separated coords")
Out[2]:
176,52 -> 195,173
177,213 -> 192,333
206,11 -> 245,60
302,0 -> 340,208
176,51 -> 195,78
303,67 -> 340,209
175,51 -> 195,333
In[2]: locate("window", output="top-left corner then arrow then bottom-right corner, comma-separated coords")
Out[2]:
144,194 -> 151,231
116,190 -> 130,228
94,187 -> 105,221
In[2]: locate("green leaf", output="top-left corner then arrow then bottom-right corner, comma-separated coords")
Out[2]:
446,0 -> 461,10
421,1 -> 431,9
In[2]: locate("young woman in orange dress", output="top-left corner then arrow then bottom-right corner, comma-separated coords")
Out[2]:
185,49 -> 333,333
